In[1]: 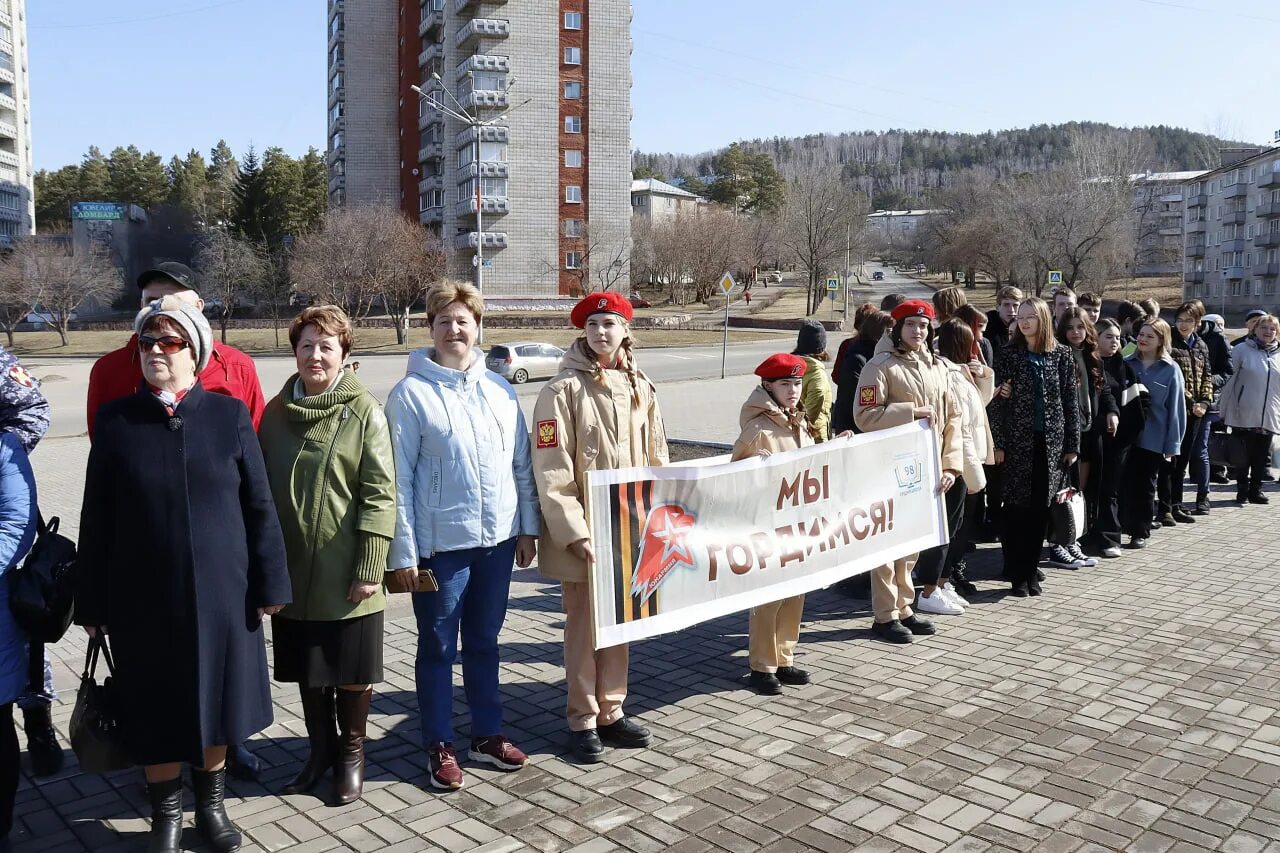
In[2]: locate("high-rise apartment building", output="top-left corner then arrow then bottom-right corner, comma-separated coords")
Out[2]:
1182,146 -> 1280,314
0,0 -> 33,239
327,0 -> 632,298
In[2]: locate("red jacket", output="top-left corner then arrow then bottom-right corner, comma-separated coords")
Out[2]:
86,335 -> 265,440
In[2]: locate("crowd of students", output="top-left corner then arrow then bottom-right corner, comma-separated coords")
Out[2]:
2,264 -> 1278,852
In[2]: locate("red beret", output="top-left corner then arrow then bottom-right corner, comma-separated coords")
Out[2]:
891,299 -> 935,322
571,292 -> 634,328
755,353 -> 807,380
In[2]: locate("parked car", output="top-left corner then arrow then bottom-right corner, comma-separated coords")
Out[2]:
871,271 -> 885,281
767,271 -> 783,283
628,293 -> 652,309
486,342 -> 566,384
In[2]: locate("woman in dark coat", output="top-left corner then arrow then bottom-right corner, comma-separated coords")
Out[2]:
988,297 -> 1080,596
831,310 -> 893,435
75,297 -> 291,853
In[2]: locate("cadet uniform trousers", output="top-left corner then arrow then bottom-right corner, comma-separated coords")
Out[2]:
748,595 -> 804,673
561,581 -> 628,732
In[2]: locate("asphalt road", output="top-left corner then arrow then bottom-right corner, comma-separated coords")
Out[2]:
25,263 -> 932,440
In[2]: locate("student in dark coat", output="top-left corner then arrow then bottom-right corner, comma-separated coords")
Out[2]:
75,297 -> 291,853
831,310 -> 893,435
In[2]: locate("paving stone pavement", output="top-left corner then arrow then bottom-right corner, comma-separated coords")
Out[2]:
12,439 -> 1280,852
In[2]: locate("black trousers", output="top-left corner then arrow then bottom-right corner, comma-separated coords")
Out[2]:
982,463 -> 1003,529
1092,438 -> 1130,548
1234,431 -> 1274,495
945,491 -> 984,573
914,475 -> 966,585
1000,436 -> 1050,583
1158,413 -> 1204,512
1123,448 -> 1163,539
1,702 -> 16,839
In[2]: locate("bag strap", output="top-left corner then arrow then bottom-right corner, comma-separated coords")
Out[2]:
82,633 -> 117,680
82,634 -> 101,680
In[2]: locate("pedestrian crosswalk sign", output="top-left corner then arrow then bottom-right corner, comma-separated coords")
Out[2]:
1048,270 -> 1063,286
827,277 -> 840,292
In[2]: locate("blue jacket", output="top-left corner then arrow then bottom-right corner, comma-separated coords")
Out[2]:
1126,355 -> 1186,456
385,348 -> 539,567
0,431 -> 37,704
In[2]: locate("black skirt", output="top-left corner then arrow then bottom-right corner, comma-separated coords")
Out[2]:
272,611 -> 384,687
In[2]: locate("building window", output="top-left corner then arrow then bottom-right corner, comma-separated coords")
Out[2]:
564,219 -> 584,237
564,116 -> 581,133
566,185 -> 582,203
564,11 -> 582,29
460,141 -> 507,165
565,149 -> 582,168
564,47 -> 581,65
563,81 -> 581,99
461,177 -> 508,199
330,131 -> 344,151
632,195 -> 643,207
566,251 -> 582,269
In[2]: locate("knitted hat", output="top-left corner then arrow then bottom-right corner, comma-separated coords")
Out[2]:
794,320 -> 827,356
134,296 -> 213,373
755,353 -> 807,380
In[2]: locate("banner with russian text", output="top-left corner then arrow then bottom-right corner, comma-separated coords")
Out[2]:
586,420 -> 945,649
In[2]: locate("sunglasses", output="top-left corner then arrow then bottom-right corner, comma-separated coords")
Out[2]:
138,335 -> 190,355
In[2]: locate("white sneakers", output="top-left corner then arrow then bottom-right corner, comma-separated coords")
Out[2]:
917,587 -> 965,615
942,581 -> 969,607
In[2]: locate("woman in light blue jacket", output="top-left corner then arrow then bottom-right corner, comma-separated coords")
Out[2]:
0,431 -> 38,845
385,281 -> 539,792
1122,318 -> 1186,549
1219,313 -> 1280,503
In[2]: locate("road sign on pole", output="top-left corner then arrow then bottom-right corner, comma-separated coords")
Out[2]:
719,272 -> 736,379
1047,270 -> 1063,287
826,277 -> 840,292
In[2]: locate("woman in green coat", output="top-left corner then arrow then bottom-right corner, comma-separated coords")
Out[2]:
258,305 -> 396,806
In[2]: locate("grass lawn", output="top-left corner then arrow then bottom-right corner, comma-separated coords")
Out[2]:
8,325 -> 789,359
911,274 -> 1185,311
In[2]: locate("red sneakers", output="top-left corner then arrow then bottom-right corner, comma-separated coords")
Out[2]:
468,736 -> 529,772
428,743 -> 464,790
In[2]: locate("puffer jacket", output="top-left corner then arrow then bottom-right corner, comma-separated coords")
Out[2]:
533,341 -> 669,583
1169,331 -> 1214,409
0,431 -> 37,704
798,356 -> 832,442
853,342 -> 965,475
258,371 -> 397,622
1220,337 -> 1280,435
385,348 -> 539,568
732,385 -> 816,462
941,358 -> 995,491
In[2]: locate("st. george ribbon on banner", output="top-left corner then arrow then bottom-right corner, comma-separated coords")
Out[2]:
586,420 -> 947,649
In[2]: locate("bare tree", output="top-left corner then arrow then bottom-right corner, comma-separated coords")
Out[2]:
381,215 -> 445,345
544,222 -> 631,296
193,228 -> 269,343
778,167 -> 863,315
6,234 -> 120,346
0,246 -> 39,347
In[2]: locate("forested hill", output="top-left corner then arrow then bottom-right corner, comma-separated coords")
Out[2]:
634,122 -> 1238,208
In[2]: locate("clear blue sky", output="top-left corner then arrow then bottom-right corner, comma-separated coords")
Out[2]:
29,0 -> 1277,171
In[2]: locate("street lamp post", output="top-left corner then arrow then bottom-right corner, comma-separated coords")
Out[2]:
410,74 -> 528,343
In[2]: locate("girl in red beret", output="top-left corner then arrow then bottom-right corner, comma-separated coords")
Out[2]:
531,293 -> 667,763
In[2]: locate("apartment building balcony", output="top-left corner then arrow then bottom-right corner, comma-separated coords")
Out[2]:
455,54 -> 511,79
328,27 -> 342,54
1223,182 -> 1249,200
1224,266 -> 1246,280
0,94 -> 13,113
463,90 -> 508,110
1257,202 -> 1280,218
1186,219 -> 1207,233
418,142 -> 443,163
1186,271 -> 1205,284
418,175 -> 443,195
0,151 -> 17,169
1222,210 -> 1247,226
455,0 -> 508,11
327,85 -> 344,109
328,115 -> 345,134
456,123 -> 508,146
1259,171 -> 1280,190
1222,238 -> 1246,253
1252,263 -> 1280,278
454,231 -> 509,250
420,0 -> 445,38
326,145 -> 345,166
1186,243 -> 1206,258
0,122 -> 17,140
418,112 -> 443,132
327,174 -> 345,194
455,195 -> 510,217
0,208 -> 20,224
454,19 -> 510,50
420,206 -> 443,226
1185,193 -> 1208,208
1159,226 -> 1182,237
1255,231 -> 1280,248
418,43 -> 443,68
0,9 -> 11,28
458,161 -> 508,180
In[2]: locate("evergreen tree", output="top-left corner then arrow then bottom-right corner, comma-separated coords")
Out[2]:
296,147 -> 329,233
206,139 -> 239,226
259,146 -> 303,245
105,145 -> 169,209
33,166 -> 80,230
231,145 -> 268,241
168,149 -> 210,223
79,147 -> 112,200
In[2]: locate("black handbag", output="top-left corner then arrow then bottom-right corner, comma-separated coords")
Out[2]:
1047,470 -> 1086,546
1208,430 -> 1249,469
7,513 -> 77,643
69,634 -> 133,774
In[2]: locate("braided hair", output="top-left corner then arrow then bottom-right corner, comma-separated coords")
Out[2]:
764,380 -> 824,442
574,334 -> 644,407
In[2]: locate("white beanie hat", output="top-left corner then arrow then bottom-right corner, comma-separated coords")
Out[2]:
133,296 -> 213,373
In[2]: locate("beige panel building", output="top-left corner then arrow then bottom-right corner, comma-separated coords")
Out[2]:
0,0 -> 33,239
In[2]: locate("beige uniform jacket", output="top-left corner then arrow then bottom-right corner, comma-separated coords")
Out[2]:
941,358 -> 995,492
731,385 -> 816,461
853,342 -> 964,475
532,344 -> 669,584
